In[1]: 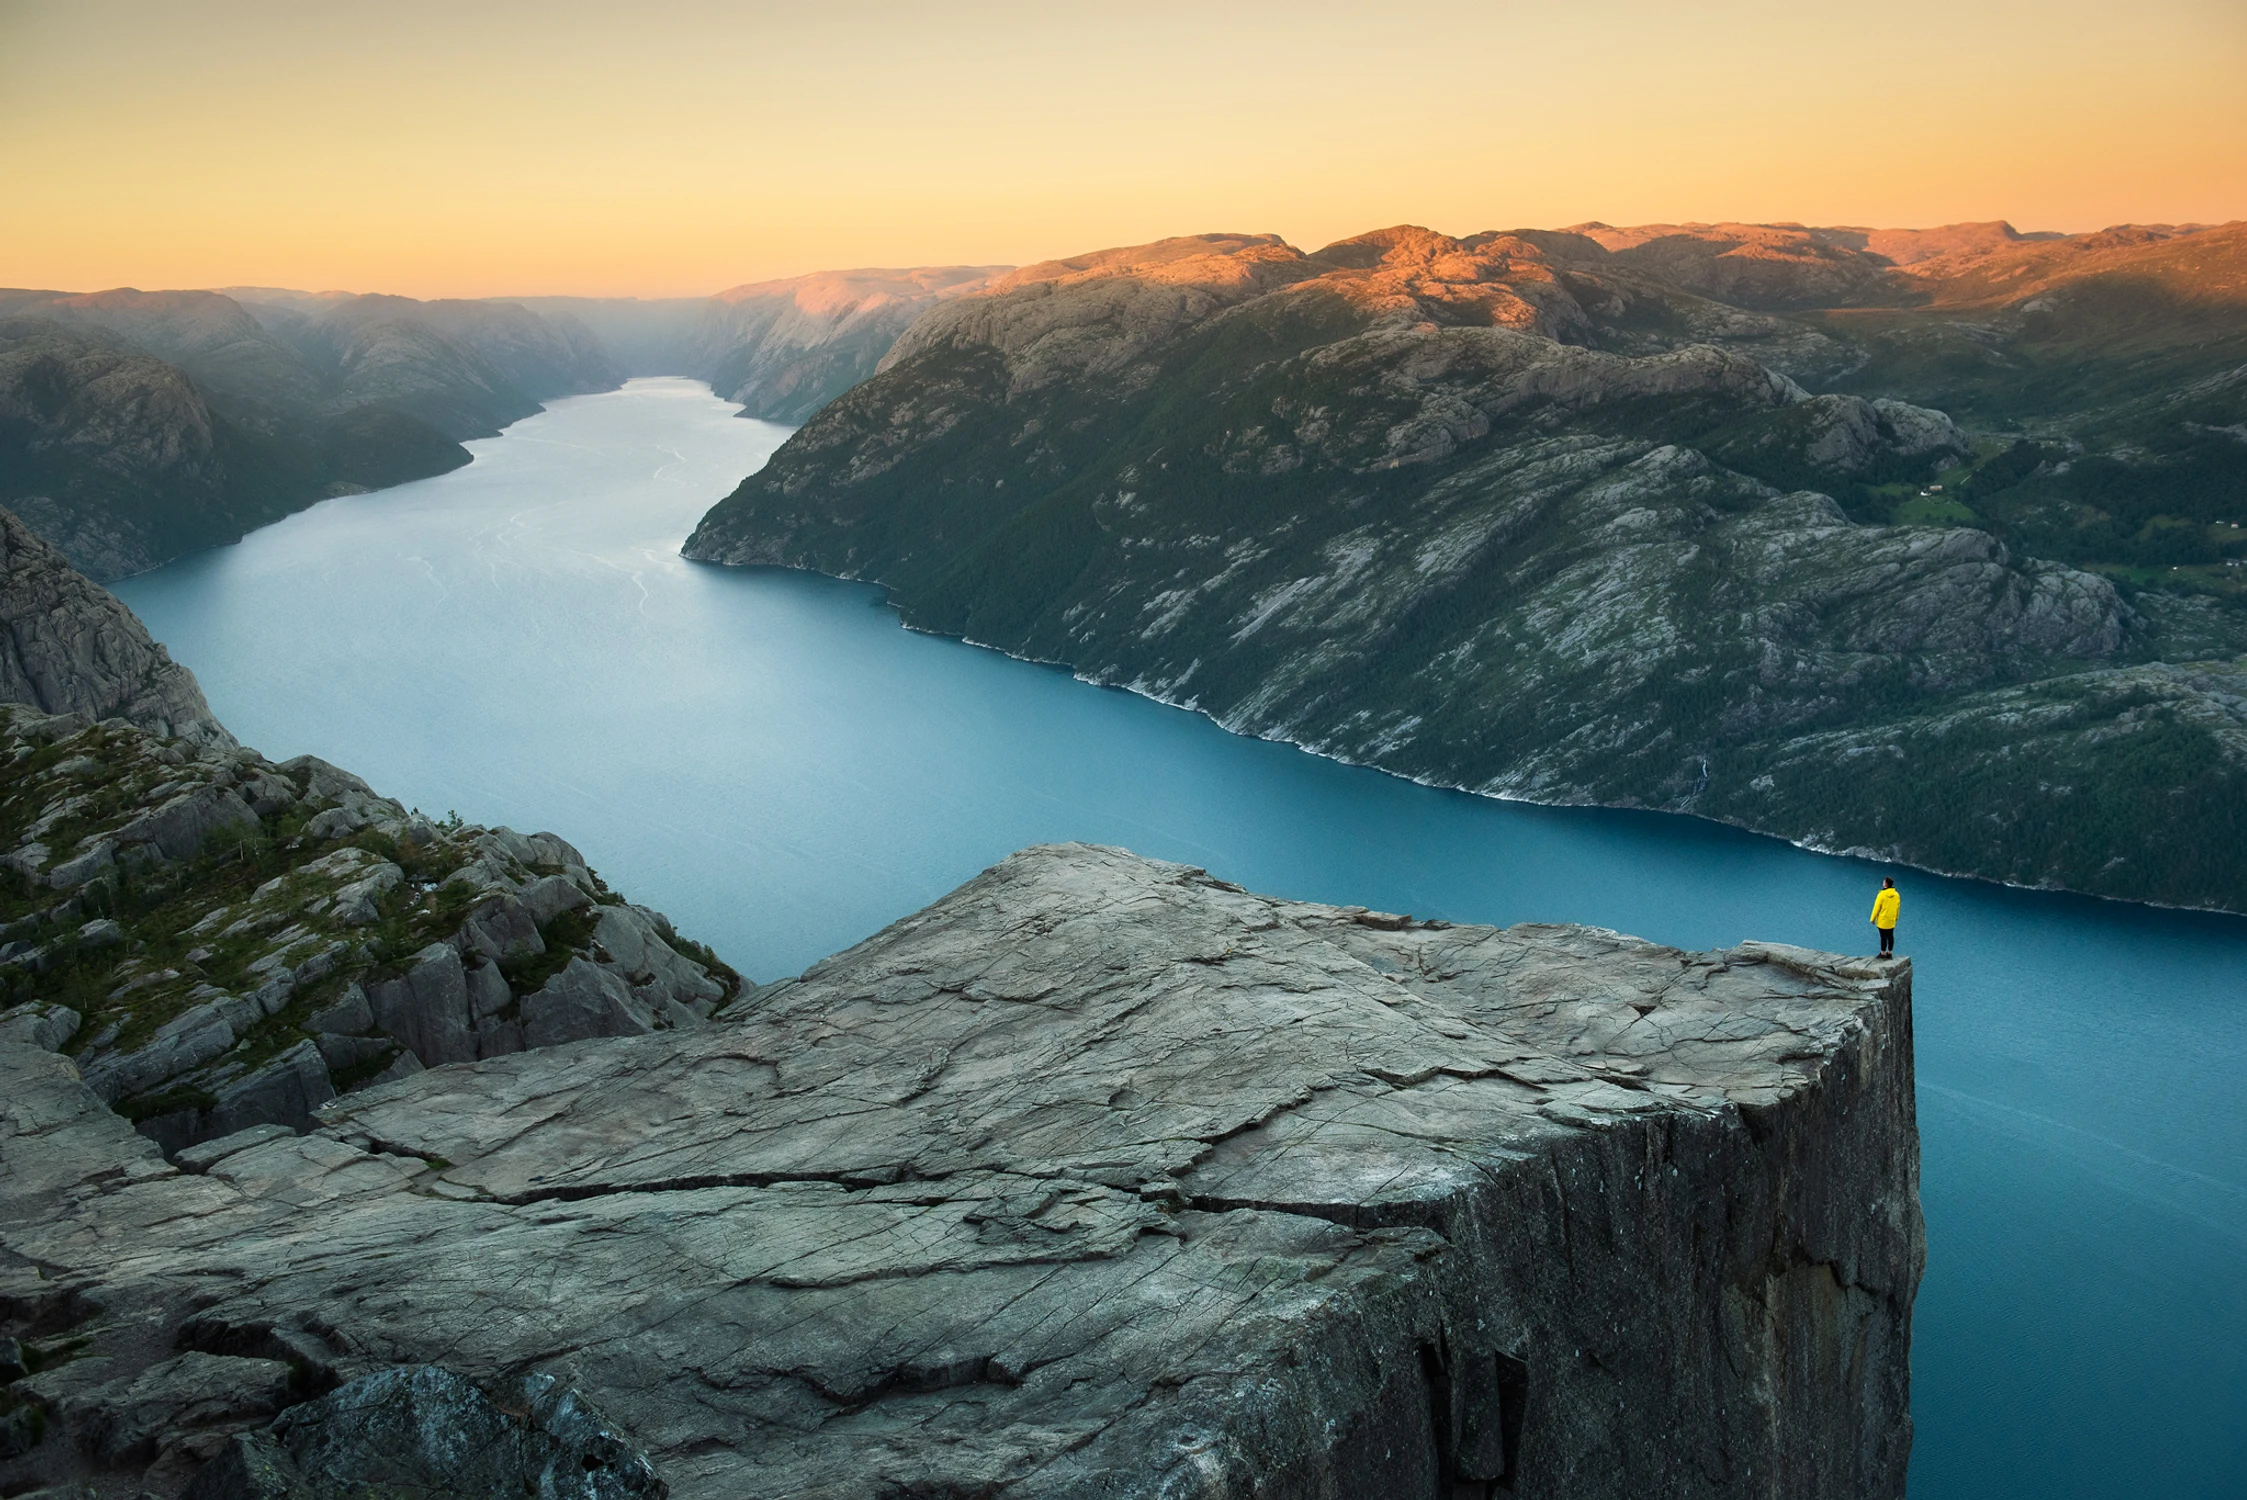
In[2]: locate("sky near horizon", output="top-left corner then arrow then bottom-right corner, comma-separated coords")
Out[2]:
3,0 -> 2243,300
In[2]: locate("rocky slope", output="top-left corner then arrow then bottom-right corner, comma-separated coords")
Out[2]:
0,287 -> 623,578
0,526 -> 735,1164
685,225 -> 2247,911
1,842 -> 1920,1498
0,701 -> 738,1158
0,508 -> 232,748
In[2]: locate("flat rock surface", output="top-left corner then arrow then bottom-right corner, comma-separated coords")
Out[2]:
1,843 -> 1920,1498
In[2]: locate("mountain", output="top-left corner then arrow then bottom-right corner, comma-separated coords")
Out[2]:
685,223 -> 2247,912
510,294 -> 712,375
222,289 -> 622,439
525,267 -> 1010,423
0,287 -> 624,578
689,266 -> 1009,423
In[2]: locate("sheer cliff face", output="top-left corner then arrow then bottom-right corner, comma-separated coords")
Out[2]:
0,506 -> 231,747
692,266 -> 1008,423
683,225 -> 2247,913
0,843 -> 1921,1499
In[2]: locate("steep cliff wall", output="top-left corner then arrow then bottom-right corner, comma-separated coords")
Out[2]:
0,506 -> 231,747
0,843 -> 1920,1498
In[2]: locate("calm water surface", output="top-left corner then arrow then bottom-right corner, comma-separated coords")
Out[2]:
117,379 -> 2247,1499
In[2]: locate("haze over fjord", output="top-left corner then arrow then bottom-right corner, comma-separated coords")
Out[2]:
3,0 -> 2242,299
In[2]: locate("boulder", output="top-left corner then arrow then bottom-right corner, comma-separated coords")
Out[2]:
80,1000 -> 235,1103
465,960 -> 510,1020
518,873 -> 592,926
304,985 -> 371,1038
0,1001 -> 79,1051
364,944 -> 476,1066
593,905 -> 724,1010
111,783 -> 259,865
203,1041 -> 335,1140
328,864 -> 401,927
457,893 -> 541,962
520,958 -> 655,1050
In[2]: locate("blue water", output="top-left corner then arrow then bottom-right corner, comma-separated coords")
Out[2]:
115,379 -> 2247,1498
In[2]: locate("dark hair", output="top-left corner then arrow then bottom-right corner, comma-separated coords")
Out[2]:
1882,877 -> 1894,887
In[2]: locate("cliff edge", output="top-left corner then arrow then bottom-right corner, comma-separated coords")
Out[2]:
1,843 -> 1921,1498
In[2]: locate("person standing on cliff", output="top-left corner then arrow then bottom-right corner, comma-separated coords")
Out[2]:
1871,877 -> 1900,958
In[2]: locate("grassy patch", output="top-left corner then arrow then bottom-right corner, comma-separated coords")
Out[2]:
498,905 -> 600,996
669,933 -> 744,999
1895,494 -> 1978,526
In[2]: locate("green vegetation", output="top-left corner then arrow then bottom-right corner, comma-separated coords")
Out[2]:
0,709 -> 737,1125
498,905 -> 600,996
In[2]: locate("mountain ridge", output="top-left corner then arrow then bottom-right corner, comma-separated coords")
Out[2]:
685,221 -> 2247,912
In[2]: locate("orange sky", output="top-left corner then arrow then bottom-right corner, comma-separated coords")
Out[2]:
3,0 -> 2243,299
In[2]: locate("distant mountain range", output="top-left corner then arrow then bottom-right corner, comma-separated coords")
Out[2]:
0,287 -> 619,577
10,219 -> 2244,909
519,265 -> 1006,422
685,219 -> 2247,912
0,268 -> 1005,578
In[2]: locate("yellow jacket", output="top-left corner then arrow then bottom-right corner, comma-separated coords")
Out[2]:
1871,888 -> 1899,928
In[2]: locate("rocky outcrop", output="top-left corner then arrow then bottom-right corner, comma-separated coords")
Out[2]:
0,843 -> 1919,1498
0,705 -> 735,1157
683,223 -> 2247,912
0,506 -> 233,747
0,533 -> 731,1157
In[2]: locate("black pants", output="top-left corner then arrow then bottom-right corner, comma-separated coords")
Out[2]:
1878,925 -> 1895,956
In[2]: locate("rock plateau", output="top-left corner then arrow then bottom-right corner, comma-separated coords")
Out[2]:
3,843 -> 1920,1499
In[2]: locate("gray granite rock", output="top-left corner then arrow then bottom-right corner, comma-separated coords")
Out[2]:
79,1000 -> 235,1103
363,945 -> 476,1067
0,507 -> 235,750
457,892 -> 541,962
0,1000 -> 78,1051
108,784 -> 259,870
518,873 -> 591,926
303,986 -> 371,1039
173,1124 -> 295,1174
1,679 -> 732,1151
22,1351 -> 293,1465
203,1041 -> 334,1140
520,957 -> 654,1049
0,844 -> 1920,1499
